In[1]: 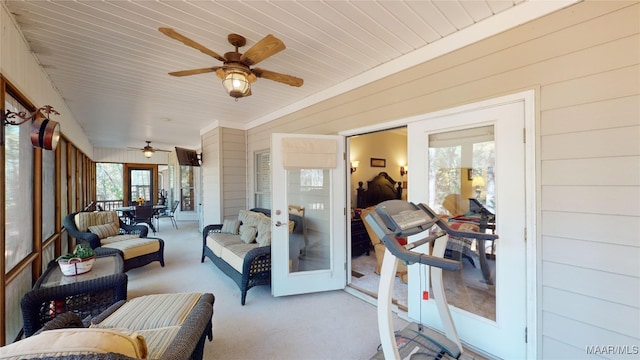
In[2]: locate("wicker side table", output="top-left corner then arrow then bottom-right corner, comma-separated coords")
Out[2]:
21,253 -> 127,337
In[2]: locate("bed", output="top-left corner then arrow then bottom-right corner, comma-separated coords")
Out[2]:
356,172 -> 403,209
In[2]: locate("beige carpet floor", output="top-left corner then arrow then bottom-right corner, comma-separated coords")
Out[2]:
125,219 -> 409,360
350,252 -> 408,309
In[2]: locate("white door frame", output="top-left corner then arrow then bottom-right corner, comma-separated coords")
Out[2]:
340,89 -> 537,358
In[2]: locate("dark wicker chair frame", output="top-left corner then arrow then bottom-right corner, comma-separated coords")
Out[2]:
63,212 -> 165,272
24,293 -> 214,360
131,205 -> 157,234
202,208 -> 303,305
21,273 -> 128,337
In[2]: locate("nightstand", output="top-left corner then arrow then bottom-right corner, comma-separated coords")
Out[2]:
351,219 -> 371,257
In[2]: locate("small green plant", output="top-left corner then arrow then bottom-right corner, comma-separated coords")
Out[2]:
57,243 -> 96,262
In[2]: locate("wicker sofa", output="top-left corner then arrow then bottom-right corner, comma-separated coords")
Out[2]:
63,211 -> 165,272
3,292 -> 214,360
202,208 -> 303,305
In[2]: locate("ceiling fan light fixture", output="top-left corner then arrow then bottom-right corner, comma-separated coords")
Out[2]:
222,69 -> 251,98
143,148 -> 155,158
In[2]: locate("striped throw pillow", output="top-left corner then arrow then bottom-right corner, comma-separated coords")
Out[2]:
88,223 -> 119,239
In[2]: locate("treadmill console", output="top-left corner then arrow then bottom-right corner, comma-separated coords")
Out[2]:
375,200 -> 437,236
365,200 -> 460,272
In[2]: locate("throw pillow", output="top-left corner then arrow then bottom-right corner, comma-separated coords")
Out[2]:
238,210 -> 262,226
256,216 -> 272,246
239,225 -> 258,243
220,219 -> 240,235
240,210 -> 269,227
88,223 -> 119,239
0,328 -> 147,358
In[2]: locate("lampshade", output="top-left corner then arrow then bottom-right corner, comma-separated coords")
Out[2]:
350,160 -> 359,174
143,149 -> 154,158
472,176 -> 486,188
222,70 -> 251,98
30,116 -> 60,150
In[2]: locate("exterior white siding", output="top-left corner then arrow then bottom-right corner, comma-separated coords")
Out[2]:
200,127 -> 247,225
201,127 -> 222,226
220,127 -> 247,219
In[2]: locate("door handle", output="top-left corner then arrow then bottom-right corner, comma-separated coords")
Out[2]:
275,221 -> 285,227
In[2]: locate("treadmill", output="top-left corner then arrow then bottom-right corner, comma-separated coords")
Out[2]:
364,200 -> 498,360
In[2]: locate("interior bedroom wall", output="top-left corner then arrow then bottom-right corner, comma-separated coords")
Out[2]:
349,130 -> 407,208
240,2 -> 639,357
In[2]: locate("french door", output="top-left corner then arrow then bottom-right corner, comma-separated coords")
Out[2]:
407,95 -> 531,359
270,133 -> 347,296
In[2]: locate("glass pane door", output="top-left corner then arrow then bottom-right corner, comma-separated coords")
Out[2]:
271,133 -> 346,297
129,169 -> 152,204
180,165 -> 194,211
289,168 -> 331,273
428,125 -> 496,319
407,98 -> 528,359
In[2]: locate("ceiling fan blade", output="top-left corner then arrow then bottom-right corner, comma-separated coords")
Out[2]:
252,68 -> 303,87
240,34 -> 285,66
168,67 -> 221,77
159,27 -> 226,62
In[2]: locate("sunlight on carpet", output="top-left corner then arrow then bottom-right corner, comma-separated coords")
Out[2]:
350,252 -> 408,308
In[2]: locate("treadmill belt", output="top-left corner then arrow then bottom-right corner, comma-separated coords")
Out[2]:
370,322 -> 475,360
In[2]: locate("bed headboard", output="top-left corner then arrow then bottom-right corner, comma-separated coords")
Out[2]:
356,172 -> 402,209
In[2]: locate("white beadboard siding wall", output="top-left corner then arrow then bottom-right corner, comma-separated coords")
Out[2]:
201,127 -> 222,226
201,127 -> 247,225
220,128 -> 247,219
93,147 -> 169,164
241,1 -> 639,358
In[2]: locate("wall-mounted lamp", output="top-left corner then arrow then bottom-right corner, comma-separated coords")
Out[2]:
350,160 -> 359,174
4,105 -> 61,150
400,165 -> 408,177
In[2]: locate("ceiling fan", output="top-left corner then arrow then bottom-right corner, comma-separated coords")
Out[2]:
159,27 -> 303,98
128,141 -> 171,158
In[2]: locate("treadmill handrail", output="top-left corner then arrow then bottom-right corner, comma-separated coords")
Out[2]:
416,203 -> 499,241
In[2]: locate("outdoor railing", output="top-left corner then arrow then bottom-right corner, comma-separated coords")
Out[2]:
96,200 -> 125,211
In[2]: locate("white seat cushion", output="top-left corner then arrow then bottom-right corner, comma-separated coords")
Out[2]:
220,243 -> 261,273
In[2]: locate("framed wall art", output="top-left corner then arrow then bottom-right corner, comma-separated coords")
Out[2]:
370,158 -> 386,168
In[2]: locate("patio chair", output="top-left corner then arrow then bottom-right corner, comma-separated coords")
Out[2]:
132,205 -> 156,234
157,200 -> 179,230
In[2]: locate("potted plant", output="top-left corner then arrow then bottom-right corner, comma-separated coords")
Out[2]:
57,243 -> 97,276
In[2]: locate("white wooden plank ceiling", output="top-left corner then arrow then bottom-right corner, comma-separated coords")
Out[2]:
3,0 -> 556,151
